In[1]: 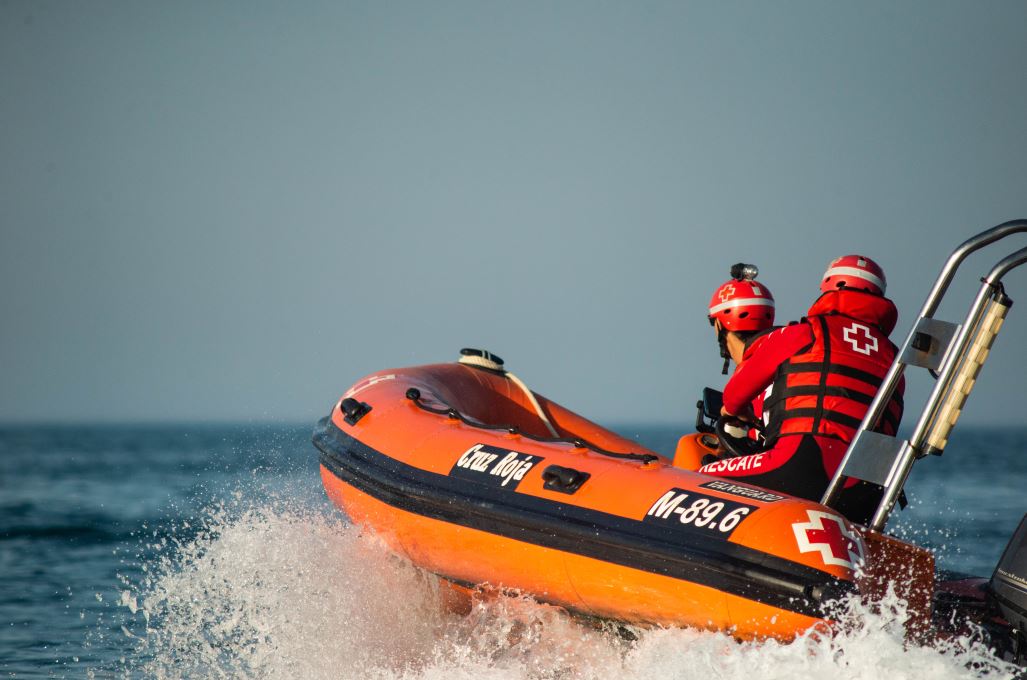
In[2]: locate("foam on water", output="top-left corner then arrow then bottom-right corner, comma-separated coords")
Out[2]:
117,495 -> 1019,680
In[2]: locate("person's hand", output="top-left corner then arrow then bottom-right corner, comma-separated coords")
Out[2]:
721,404 -> 755,423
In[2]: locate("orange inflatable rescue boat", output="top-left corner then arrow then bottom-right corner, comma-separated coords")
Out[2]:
314,221 -> 1027,659
315,352 -> 899,641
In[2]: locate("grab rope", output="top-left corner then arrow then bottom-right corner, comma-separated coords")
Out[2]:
458,349 -> 560,438
404,388 -> 659,464
456,350 -> 504,371
505,372 -> 559,437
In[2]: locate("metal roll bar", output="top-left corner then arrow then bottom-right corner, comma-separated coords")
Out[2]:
821,219 -> 1027,530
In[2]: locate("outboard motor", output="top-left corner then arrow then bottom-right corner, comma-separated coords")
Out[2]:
990,513 -> 1027,664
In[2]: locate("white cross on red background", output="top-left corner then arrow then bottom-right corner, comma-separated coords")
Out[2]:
842,322 -> 878,355
718,284 -> 736,302
792,510 -> 864,569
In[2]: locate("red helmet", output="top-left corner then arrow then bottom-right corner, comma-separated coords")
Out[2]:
820,255 -> 886,295
708,265 -> 775,332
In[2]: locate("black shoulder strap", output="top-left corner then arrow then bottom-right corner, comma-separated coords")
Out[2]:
811,316 -> 831,433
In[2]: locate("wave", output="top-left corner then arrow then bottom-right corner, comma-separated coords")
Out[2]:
0,524 -> 126,543
112,495 -> 1019,680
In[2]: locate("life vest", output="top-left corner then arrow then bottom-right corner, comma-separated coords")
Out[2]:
762,292 -> 902,444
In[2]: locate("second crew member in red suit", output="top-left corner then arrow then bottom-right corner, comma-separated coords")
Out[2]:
701,255 -> 904,524
707,263 -> 776,374
706,264 -> 777,440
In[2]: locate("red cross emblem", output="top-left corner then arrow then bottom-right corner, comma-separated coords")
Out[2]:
842,322 -> 878,355
792,510 -> 864,569
718,284 -> 736,302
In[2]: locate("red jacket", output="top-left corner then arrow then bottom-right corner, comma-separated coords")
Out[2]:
732,331 -> 772,423
723,290 -> 904,445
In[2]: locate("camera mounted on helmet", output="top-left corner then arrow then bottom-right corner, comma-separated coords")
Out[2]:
708,263 -> 776,374
729,262 -> 760,282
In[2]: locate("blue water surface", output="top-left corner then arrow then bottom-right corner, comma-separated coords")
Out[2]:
1,423 -> 1025,677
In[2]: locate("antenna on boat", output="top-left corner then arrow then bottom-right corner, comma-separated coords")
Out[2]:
821,219 -> 1027,530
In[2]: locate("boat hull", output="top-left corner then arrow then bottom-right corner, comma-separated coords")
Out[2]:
312,362 -> 884,640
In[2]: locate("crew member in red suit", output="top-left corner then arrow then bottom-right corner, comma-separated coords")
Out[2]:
706,264 -> 777,440
707,263 -> 776,375
701,255 -> 904,524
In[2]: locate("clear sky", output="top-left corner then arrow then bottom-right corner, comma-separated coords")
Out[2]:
2,0 -> 1026,426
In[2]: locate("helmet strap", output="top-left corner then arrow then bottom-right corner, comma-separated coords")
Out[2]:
717,328 -> 731,375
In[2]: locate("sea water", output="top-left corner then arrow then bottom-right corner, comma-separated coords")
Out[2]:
1,424 -> 1025,679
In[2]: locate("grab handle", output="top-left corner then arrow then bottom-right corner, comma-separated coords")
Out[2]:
542,465 -> 591,494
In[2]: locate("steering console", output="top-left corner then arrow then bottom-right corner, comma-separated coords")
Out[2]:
714,416 -> 763,458
695,387 -> 765,460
